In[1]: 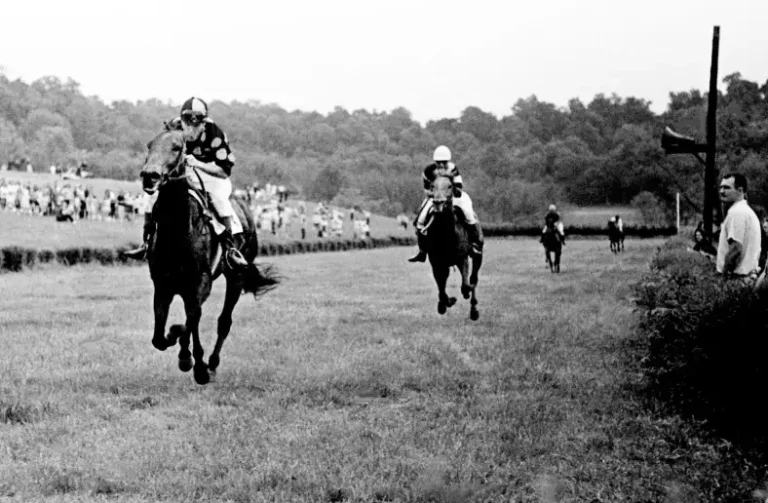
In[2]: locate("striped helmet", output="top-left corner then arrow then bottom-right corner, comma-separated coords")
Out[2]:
180,97 -> 208,123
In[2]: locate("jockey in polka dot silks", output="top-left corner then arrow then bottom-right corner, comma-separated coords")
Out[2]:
123,97 -> 248,269
408,145 -> 484,263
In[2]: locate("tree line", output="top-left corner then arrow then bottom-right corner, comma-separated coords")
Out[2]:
2,71 -> 767,223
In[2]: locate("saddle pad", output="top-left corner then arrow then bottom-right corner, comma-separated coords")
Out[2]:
187,190 -> 243,235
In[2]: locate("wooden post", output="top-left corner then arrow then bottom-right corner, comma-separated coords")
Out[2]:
703,26 -> 720,244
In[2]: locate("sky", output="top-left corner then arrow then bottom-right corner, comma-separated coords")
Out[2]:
2,0 -> 768,125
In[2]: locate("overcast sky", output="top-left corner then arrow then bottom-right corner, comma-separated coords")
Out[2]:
1,0 -> 767,124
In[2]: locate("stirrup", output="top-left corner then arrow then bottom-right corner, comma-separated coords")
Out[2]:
471,244 -> 483,256
123,242 -> 148,259
225,248 -> 248,269
408,250 -> 427,263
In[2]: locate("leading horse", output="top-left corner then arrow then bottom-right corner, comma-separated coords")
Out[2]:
139,126 -> 279,385
542,222 -> 562,273
423,175 -> 482,320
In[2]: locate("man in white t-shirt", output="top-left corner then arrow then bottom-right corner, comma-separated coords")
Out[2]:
716,173 -> 761,279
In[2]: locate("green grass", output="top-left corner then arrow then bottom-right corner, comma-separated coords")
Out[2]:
562,205 -> 640,227
0,170 -> 143,195
0,204 -> 412,250
0,238 -> 756,502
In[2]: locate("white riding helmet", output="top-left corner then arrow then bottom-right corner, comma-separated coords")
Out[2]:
433,145 -> 452,162
549,204 -> 557,211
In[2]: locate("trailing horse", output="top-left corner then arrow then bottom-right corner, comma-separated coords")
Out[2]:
139,127 -> 280,385
608,219 -> 625,253
422,175 -> 482,320
542,222 -> 562,273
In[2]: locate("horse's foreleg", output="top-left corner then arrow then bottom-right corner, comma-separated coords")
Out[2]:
208,277 -> 243,380
432,265 -> 452,314
182,286 -> 209,385
152,287 -> 175,351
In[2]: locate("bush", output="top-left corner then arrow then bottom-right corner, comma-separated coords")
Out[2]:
633,240 -> 768,452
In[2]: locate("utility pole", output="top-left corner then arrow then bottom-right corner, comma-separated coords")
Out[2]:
704,26 -> 720,238
661,26 -> 720,248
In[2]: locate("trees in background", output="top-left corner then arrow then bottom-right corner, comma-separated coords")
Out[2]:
2,71 -> 766,223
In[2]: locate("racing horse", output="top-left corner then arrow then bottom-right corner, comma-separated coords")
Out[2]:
139,124 -> 279,385
542,222 -> 562,273
422,175 -> 482,320
608,219 -> 625,253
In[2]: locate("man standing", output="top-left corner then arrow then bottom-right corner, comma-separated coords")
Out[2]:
716,173 -> 761,280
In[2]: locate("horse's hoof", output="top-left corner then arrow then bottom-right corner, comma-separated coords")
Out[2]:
461,287 -> 471,299
438,302 -> 447,315
167,325 -> 185,346
470,308 -> 479,321
194,366 -> 210,385
208,354 -> 220,372
152,336 -> 169,351
178,358 -> 193,372
447,297 -> 457,307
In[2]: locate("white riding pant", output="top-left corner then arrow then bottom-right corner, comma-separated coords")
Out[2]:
415,191 -> 478,229
542,222 -> 565,235
186,169 -> 235,218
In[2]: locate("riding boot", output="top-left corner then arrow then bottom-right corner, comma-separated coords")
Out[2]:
407,231 -> 428,263
467,222 -> 484,257
220,216 -> 248,270
123,212 -> 155,260
560,231 -> 566,246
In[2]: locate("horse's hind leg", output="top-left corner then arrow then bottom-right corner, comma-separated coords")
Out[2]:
208,277 -> 243,382
460,260 -> 472,299
468,256 -> 481,320
469,287 -> 479,321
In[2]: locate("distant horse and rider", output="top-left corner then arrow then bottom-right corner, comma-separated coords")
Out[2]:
134,124 -> 279,385
540,204 -> 564,273
541,220 -> 563,273
608,215 -> 625,253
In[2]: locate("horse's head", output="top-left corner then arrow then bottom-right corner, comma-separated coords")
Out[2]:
431,175 -> 454,214
139,127 -> 186,194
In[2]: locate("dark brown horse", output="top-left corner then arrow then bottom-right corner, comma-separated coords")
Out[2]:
139,127 -> 279,385
542,222 -> 562,273
423,176 -> 482,320
608,219 -> 625,253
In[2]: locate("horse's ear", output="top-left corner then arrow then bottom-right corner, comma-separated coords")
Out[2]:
164,118 -> 183,132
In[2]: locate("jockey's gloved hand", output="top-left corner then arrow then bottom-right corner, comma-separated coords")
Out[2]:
453,188 -> 462,198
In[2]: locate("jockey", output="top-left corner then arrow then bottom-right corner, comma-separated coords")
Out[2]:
408,145 -> 484,263
123,97 -> 248,270
613,214 -> 623,233
541,204 -> 565,244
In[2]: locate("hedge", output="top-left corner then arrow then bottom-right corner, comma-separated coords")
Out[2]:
0,225 -> 675,274
482,223 -> 677,238
0,236 -> 418,274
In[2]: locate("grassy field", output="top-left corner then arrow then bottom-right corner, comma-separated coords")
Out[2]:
0,237 -> 752,502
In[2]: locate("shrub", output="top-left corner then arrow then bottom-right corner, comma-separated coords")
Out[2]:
633,240 -> 768,452
1,247 -> 24,272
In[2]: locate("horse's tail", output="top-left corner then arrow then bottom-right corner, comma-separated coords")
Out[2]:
242,263 -> 281,298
